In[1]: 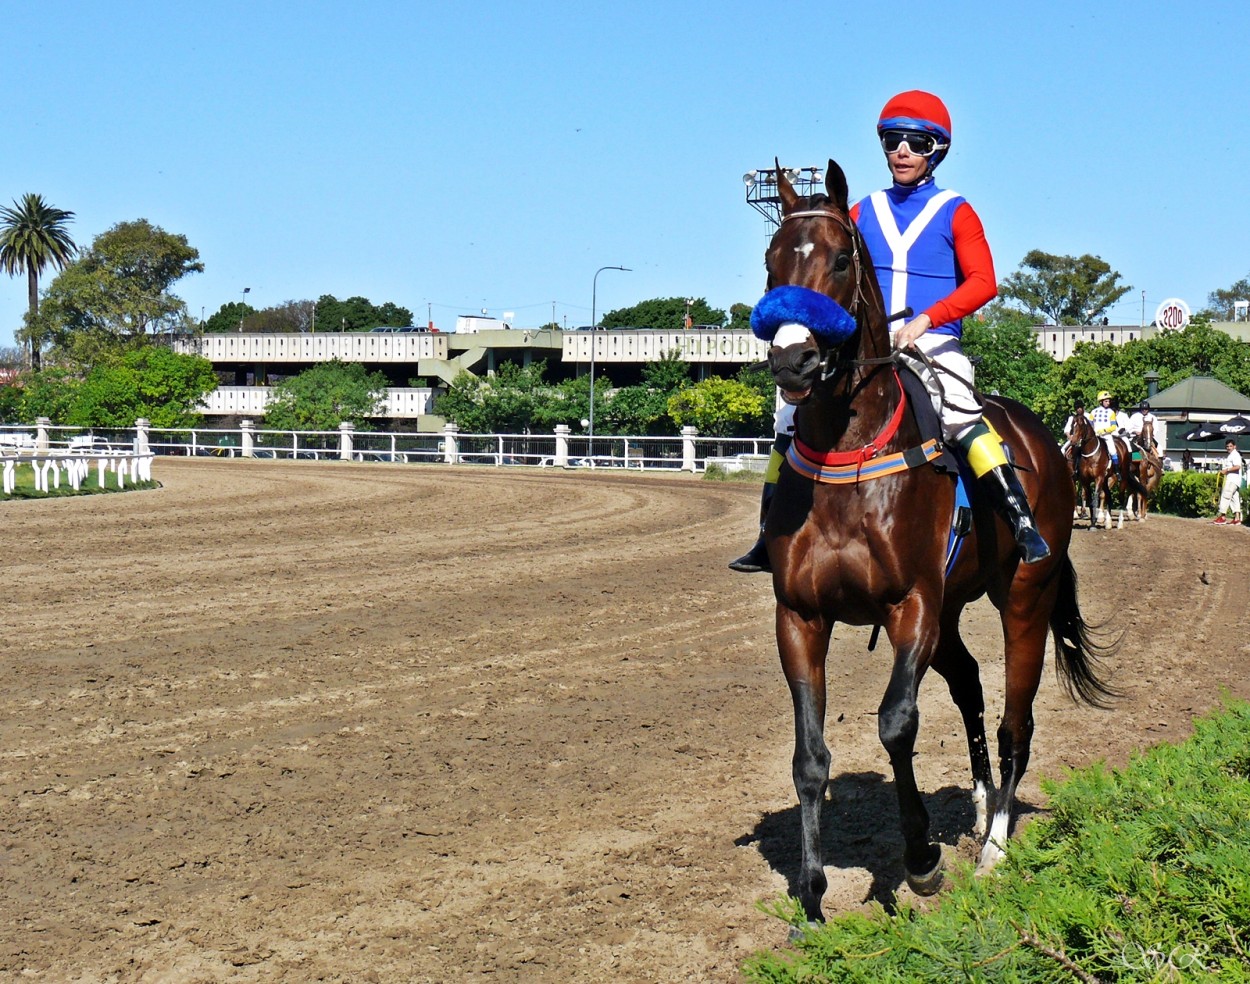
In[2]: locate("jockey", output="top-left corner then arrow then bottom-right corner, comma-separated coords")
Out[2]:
850,89 -> 1049,564
1129,400 -> 1157,451
1089,391 -> 1120,461
1060,398 -> 1085,456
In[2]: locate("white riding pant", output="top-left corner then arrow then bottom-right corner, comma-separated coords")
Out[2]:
1219,473 -> 1242,516
892,331 -> 982,442
773,392 -> 796,438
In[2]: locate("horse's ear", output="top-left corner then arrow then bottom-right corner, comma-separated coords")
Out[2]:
825,159 -> 849,211
776,157 -> 799,213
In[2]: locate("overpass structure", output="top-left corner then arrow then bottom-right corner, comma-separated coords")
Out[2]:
173,328 -> 772,426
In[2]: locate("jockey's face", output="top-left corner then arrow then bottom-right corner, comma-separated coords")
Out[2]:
885,141 -> 930,186
1100,398 -> 1111,409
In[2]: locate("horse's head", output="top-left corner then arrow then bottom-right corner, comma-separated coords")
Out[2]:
752,159 -> 888,406
1070,408 -> 1092,445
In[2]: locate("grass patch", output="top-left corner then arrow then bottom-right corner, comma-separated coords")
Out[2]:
745,700 -> 1250,982
704,463 -> 765,484
3,468 -> 158,499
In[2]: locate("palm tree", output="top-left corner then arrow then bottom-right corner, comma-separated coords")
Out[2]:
0,194 -> 77,370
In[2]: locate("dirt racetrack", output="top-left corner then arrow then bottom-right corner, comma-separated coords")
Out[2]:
1,458 -> 1247,983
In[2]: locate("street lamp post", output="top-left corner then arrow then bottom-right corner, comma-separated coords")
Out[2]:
589,265 -> 631,463
238,287 -> 251,332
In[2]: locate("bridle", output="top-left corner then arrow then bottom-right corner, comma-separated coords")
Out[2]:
1070,416 -> 1103,461
776,205 -> 885,383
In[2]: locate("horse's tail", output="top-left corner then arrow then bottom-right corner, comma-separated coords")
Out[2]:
1048,555 -> 1122,708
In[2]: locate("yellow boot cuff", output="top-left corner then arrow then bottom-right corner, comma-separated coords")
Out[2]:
965,430 -> 1009,478
764,448 -> 785,484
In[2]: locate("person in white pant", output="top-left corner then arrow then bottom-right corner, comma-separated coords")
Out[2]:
1213,439 -> 1243,525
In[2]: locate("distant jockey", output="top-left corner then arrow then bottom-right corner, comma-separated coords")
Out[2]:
1089,391 -> 1120,463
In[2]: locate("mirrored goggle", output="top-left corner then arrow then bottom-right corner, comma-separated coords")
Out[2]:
880,130 -> 944,157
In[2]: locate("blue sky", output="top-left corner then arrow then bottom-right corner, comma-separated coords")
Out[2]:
5,1 -> 1248,346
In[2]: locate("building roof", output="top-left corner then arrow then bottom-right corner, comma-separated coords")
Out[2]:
1149,375 -> 1250,413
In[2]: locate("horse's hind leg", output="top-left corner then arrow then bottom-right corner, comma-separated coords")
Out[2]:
880,596 -> 942,894
978,577 -> 1055,874
931,614 -> 994,838
777,607 -> 834,924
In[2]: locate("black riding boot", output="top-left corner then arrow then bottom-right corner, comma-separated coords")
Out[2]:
981,464 -> 1051,564
728,483 -> 775,573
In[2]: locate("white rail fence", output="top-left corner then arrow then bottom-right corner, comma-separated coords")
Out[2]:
0,417 -> 773,484
0,417 -> 155,496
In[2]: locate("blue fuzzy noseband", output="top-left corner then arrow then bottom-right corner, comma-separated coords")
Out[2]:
750,286 -> 857,345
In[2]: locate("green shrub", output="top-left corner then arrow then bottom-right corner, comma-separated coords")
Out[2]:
1153,471 -> 1220,517
745,700 -> 1250,983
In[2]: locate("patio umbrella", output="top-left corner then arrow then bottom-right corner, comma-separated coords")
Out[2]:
1180,422 -> 1223,442
1218,415 -> 1250,436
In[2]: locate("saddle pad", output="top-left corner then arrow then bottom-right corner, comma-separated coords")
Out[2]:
898,363 -> 959,475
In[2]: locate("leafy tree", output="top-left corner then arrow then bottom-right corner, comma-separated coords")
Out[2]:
999,250 -> 1131,325
0,349 -> 217,427
962,307 -> 1056,411
601,297 -> 726,330
736,362 -> 776,435
1202,274 -> 1250,320
435,362 -> 575,433
598,351 -> 691,435
0,194 -> 77,370
75,347 -> 218,427
204,301 -> 255,334
14,367 -> 82,424
667,376 -> 766,437
0,381 -> 20,422
263,360 -> 387,432
39,219 -> 203,363
727,302 -> 753,332
311,294 -> 414,332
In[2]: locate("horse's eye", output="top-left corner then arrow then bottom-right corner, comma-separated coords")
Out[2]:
833,252 -> 851,273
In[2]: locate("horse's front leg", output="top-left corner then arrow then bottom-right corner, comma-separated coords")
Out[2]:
777,605 -> 834,924
881,593 -> 942,894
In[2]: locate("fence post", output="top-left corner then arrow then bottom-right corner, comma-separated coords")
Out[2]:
241,419 -> 255,458
134,418 -> 150,455
443,422 -> 460,464
681,425 -> 699,472
339,421 -> 355,461
554,424 -> 570,467
35,417 -> 50,451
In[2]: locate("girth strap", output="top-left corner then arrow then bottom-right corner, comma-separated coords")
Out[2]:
787,437 -> 943,485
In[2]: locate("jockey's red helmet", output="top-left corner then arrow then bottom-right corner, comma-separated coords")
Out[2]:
877,90 -> 952,170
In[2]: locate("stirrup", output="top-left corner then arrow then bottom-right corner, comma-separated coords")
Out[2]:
728,536 -> 770,573
1015,525 -> 1051,564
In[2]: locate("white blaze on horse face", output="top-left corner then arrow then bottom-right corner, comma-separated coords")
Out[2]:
773,322 -> 813,348
793,241 -> 815,263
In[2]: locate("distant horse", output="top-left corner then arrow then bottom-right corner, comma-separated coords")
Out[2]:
1129,418 -> 1164,521
1067,411 -> 1147,528
754,160 -> 1117,924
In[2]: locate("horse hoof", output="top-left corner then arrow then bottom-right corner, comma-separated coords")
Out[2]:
977,837 -> 1006,875
905,849 -> 945,896
787,920 -> 822,944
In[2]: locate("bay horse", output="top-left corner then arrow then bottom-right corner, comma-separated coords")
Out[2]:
1129,418 -> 1164,521
1067,410 -> 1146,528
756,161 -> 1117,924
